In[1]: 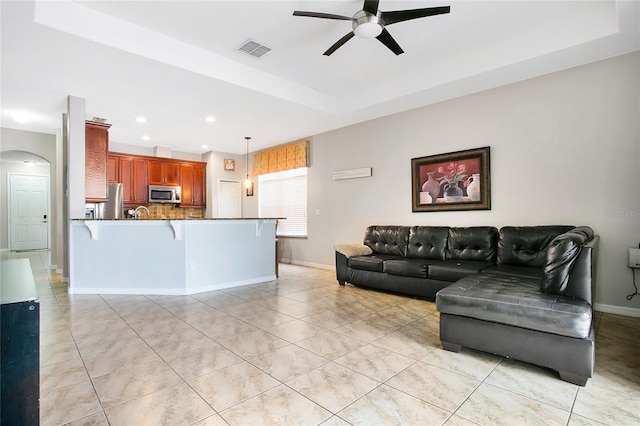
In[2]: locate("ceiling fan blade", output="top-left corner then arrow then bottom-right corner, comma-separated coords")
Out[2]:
323,32 -> 355,56
381,6 -> 450,25
376,28 -> 404,55
363,0 -> 379,15
293,11 -> 352,21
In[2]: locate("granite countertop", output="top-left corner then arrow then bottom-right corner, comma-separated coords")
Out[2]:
71,218 -> 283,221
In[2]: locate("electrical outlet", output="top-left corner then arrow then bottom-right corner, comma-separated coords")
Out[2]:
190,261 -> 197,270
628,248 -> 640,268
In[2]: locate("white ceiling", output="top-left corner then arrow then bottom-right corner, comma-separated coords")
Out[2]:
1,1 -> 638,155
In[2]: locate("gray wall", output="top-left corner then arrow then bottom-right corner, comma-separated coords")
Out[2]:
281,52 -> 640,315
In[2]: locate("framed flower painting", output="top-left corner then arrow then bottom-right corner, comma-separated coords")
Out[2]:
411,146 -> 491,212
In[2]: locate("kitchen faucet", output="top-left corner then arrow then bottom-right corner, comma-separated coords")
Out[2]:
133,205 -> 150,219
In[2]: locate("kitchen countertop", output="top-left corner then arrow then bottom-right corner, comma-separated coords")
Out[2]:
71,218 -> 283,221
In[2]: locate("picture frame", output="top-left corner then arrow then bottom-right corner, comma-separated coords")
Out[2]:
224,159 -> 235,171
411,146 -> 490,212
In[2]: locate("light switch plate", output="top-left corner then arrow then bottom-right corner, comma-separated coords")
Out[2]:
629,248 -> 640,268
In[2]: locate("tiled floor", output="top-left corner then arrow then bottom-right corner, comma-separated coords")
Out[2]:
4,250 -> 639,425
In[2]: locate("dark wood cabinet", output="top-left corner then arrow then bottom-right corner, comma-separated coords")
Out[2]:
180,162 -> 206,207
1,259 -> 39,426
117,155 -> 148,205
149,160 -> 180,185
85,121 -> 111,202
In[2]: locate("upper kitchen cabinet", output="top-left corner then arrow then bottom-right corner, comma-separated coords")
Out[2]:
117,155 -> 148,205
107,155 -> 118,184
180,162 -> 206,208
85,121 -> 111,202
148,160 -> 180,186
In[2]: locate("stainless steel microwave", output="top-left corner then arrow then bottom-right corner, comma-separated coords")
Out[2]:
148,185 -> 182,204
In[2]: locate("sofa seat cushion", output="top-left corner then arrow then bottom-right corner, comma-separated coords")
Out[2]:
428,260 -> 493,282
349,255 -> 399,273
436,271 -> 592,339
383,258 -> 437,278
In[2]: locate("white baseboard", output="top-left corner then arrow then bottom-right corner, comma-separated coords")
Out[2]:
594,303 -> 640,318
0,248 -> 9,252
280,258 -> 334,271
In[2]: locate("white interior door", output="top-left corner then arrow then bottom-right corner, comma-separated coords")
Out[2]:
217,180 -> 241,218
9,174 -> 49,251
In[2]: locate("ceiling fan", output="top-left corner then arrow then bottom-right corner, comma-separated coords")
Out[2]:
293,0 -> 450,56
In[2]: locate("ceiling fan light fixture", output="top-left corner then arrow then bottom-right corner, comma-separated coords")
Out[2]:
354,22 -> 383,38
352,10 -> 383,39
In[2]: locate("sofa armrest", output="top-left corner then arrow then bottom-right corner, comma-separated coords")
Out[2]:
334,244 -> 373,285
542,227 -> 595,298
334,244 -> 373,258
565,235 -> 599,303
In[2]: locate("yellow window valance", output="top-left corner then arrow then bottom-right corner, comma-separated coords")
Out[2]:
253,140 -> 309,176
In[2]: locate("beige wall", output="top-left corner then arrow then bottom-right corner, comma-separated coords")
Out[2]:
0,128 -> 57,264
1,52 -> 638,314
282,52 -> 640,315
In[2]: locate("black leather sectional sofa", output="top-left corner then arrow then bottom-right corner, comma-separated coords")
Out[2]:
334,225 -> 598,385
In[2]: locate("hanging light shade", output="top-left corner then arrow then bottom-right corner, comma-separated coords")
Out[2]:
244,137 -> 254,196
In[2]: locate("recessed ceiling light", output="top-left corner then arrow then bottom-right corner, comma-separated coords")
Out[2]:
136,116 -> 147,123
12,112 -> 30,124
141,135 -> 150,141
201,144 -> 209,149
205,116 -> 216,123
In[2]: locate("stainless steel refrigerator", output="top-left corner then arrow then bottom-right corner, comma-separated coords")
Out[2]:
102,183 -> 124,219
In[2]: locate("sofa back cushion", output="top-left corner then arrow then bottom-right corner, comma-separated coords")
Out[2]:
447,227 -> 498,262
407,226 -> 450,260
363,226 -> 410,257
497,226 -> 575,268
542,226 -> 594,295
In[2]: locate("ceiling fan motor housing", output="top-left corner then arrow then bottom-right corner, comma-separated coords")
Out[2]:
352,10 -> 384,38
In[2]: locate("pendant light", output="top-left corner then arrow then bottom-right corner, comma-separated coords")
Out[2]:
244,137 -> 254,196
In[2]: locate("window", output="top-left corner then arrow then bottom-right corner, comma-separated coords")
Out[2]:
259,167 -> 307,237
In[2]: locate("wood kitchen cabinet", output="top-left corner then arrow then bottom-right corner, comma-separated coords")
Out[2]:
85,121 -> 111,202
107,155 -> 118,184
108,152 -> 206,208
118,156 -> 148,205
180,162 -> 206,207
148,160 -> 180,185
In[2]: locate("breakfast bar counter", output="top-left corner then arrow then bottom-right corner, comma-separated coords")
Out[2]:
69,218 -> 278,295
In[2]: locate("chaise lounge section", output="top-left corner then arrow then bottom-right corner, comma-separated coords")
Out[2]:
334,225 -> 598,385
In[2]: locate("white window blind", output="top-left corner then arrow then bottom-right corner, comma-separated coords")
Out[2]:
259,168 -> 307,237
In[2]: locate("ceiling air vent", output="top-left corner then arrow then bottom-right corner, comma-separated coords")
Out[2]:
237,39 -> 271,58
